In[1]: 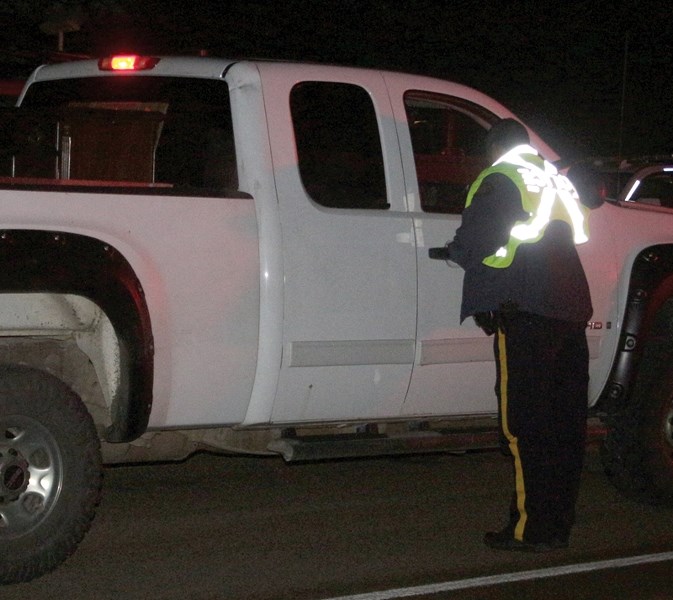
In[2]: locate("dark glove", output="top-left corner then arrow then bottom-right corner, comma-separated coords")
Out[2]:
429,243 -> 451,260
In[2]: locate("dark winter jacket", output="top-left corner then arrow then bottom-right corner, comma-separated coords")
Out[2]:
448,172 -> 593,324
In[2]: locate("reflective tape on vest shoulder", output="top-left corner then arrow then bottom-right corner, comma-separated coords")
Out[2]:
481,145 -> 589,269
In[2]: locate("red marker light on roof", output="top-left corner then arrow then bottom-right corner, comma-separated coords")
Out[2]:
98,55 -> 160,71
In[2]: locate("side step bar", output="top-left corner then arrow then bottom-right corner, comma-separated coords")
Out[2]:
268,428 -> 500,462
267,419 -> 607,463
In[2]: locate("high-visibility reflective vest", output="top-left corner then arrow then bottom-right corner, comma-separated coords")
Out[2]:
465,144 -> 589,268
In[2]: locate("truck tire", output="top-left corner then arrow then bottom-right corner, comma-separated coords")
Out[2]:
0,365 -> 101,585
601,312 -> 673,505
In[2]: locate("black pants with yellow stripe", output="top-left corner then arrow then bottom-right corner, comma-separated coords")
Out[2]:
494,311 -> 589,544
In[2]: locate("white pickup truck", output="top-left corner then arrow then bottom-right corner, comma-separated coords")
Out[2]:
2,55 -> 673,584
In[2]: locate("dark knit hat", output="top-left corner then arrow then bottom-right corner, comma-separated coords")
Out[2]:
485,118 -> 530,151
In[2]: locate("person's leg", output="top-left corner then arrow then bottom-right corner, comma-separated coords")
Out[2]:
547,321 -> 589,542
488,313 -> 566,548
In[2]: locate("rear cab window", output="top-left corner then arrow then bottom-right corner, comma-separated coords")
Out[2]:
1,76 -> 237,194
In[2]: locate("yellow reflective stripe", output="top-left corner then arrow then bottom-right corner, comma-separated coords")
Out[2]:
509,185 -> 557,242
557,186 -> 589,244
497,329 -> 527,541
478,149 -> 590,269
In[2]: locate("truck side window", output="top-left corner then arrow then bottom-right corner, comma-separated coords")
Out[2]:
404,92 -> 494,214
290,82 -> 388,209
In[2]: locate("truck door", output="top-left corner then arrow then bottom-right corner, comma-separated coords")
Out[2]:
259,64 -> 417,423
384,73 -> 502,417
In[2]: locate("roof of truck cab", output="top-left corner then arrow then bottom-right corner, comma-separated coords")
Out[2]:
27,56 -> 240,83
27,55 -> 414,83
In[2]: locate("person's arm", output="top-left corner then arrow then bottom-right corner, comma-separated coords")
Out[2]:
448,173 -> 525,269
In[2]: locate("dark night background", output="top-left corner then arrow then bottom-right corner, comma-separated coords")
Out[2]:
0,0 -> 671,161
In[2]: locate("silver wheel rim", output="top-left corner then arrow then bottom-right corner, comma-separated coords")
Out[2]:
0,415 -> 63,537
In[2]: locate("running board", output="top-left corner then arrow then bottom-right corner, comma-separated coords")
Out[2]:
267,428 -> 500,462
267,419 -> 607,463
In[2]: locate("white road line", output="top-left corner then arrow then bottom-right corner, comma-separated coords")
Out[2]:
323,551 -> 673,600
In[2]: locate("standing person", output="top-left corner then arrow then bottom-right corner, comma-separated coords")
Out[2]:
430,118 -> 592,552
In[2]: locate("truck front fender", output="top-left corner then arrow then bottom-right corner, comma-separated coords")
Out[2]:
602,244 -> 673,412
0,230 -> 153,442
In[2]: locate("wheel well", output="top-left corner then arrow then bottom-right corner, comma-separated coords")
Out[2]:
0,230 -> 153,442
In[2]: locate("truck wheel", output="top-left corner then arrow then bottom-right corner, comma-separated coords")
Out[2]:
601,333 -> 673,505
0,365 -> 101,584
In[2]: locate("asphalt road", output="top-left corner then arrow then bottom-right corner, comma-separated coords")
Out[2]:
3,442 -> 673,600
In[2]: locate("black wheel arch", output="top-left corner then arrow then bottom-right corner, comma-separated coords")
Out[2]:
599,244 -> 673,415
0,229 -> 153,442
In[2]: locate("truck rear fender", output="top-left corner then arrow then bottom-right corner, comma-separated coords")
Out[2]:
0,229 -> 153,442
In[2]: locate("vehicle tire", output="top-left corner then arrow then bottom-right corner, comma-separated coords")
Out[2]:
601,312 -> 673,505
0,365 -> 102,584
